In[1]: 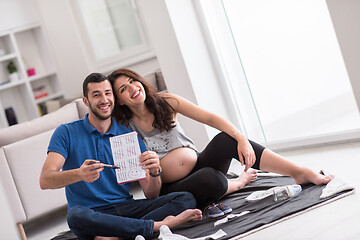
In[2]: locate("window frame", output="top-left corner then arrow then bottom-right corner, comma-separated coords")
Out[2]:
71,0 -> 155,72
194,0 -> 360,151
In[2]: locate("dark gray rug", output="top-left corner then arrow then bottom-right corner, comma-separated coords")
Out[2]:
52,175 -> 354,240
170,175 -> 354,239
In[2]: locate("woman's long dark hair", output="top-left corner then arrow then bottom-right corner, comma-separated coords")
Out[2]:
108,69 -> 176,131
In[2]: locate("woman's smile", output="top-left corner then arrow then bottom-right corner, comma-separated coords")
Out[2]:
131,89 -> 141,99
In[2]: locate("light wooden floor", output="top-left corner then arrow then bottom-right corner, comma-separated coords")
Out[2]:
239,142 -> 360,240
26,142 -> 360,240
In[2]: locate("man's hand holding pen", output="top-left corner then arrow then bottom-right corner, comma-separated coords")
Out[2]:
80,160 -> 104,183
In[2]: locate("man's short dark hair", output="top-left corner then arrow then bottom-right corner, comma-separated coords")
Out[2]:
83,73 -> 110,98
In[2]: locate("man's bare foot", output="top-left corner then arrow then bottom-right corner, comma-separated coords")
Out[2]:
293,167 -> 333,185
94,236 -> 121,240
153,209 -> 202,232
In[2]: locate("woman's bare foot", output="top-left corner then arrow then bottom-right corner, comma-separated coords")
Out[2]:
233,168 -> 258,184
293,167 -> 333,185
225,168 -> 257,195
153,209 -> 202,232
259,149 -> 333,186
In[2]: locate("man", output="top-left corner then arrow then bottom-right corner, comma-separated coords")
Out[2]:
40,73 -> 202,240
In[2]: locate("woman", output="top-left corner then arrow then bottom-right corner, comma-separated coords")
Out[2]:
108,68 -> 332,212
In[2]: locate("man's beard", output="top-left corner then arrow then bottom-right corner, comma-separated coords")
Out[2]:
89,103 -> 114,120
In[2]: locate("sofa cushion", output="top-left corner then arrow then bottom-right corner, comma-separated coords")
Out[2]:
143,72 -> 159,91
73,98 -> 88,119
143,70 -> 167,93
155,69 -> 167,92
0,101 -> 79,147
3,129 -> 67,220
0,148 -> 26,223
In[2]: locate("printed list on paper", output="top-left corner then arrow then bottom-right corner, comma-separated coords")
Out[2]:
110,131 -> 146,184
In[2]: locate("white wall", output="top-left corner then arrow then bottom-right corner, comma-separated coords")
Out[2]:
2,0 -> 359,146
326,0 -> 360,112
11,0 -> 359,150
139,0 -> 360,150
36,0 -> 160,99
138,0 -> 235,150
1,0 -> 219,148
0,0 -> 40,32
0,0 -> 161,99
36,0 -> 90,99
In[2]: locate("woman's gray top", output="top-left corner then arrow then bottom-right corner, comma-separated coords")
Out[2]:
128,119 -> 197,159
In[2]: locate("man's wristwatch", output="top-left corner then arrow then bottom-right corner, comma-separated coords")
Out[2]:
149,166 -> 162,177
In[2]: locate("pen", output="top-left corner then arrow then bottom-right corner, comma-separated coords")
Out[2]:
89,161 -> 120,169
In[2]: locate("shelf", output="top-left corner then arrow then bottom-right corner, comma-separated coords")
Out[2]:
0,84 -> 37,123
0,58 -> 24,85
0,23 -> 63,128
28,71 -> 56,82
0,33 -> 15,57
12,23 -> 41,34
0,100 -> 8,128
35,92 -> 63,104
14,25 -> 56,75
0,53 -> 17,63
0,79 -> 26,91
30,73 -> 61,100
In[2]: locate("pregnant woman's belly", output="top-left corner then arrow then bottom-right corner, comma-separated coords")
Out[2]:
160,147 -> 197,183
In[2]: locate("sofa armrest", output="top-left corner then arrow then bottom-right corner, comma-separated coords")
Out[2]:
0,148 -> 26,223
3,130 -> 67,221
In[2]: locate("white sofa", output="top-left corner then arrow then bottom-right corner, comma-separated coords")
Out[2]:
0,70 -> 166,240
0,99 -> 88,240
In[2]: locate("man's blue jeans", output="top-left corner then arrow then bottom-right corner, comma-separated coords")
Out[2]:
67,192 -> 196,240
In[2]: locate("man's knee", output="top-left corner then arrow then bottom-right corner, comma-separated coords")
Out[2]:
67,206 -> 91,228
170,191 -> 197,209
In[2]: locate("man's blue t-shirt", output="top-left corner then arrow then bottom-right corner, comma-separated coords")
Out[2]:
48,114 -> 146,209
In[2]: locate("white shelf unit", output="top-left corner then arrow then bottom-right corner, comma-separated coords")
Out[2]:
0,23 -> 63,128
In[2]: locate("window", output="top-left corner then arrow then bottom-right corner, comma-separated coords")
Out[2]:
198,0 -> 360,146
76,0 -> 152,68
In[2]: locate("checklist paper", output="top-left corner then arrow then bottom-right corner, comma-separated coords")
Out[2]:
109,132 -> 146,184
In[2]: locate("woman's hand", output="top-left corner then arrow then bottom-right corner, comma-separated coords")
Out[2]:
139,151 -> 162,199
237,136 -> 256,172
139,151 -> 161,176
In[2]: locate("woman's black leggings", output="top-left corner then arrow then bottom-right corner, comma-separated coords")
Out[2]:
160,132 -> 265,208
